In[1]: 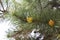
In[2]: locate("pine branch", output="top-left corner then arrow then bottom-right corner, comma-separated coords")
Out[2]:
0,0 -> 7,13
6,0 -> 8,11
14,14 -> 26,22
11,31 -> 21,37
0,9 -> 6,12
11,30 -> 23,38
0,0 -> 4,10
39,0 -> 42,10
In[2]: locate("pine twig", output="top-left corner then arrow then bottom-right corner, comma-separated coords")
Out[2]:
0,9 -> 6,12
0,0 -> 4,10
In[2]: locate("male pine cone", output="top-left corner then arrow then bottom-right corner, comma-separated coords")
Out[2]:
26,17 -> 33,23
48,19 -> 55,27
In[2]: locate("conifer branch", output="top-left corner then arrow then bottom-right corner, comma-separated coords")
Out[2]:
0,0 -> 4,10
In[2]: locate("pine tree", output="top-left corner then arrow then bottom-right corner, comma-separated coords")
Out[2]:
6,0 -> 60,40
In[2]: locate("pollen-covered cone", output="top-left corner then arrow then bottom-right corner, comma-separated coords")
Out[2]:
48,19 -> 55,27
26,17 -> 33,23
